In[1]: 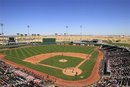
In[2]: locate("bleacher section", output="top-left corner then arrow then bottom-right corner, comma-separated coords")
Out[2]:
0,61 -> 55,87
95,45 -> 130,87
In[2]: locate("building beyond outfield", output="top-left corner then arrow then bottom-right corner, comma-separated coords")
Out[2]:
0,34 -> 130,45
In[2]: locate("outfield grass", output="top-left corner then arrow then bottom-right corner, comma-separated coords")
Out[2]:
40,55 -> 83,68
1,45 -> 98,80
79,51 -> 98,78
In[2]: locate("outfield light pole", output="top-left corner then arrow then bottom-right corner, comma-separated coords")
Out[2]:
66,26 -> 68,35
80,25 -> 82,41
27,25 -> 30,43
66,26 -> 68,41
0,23 -> 4,45
27,25 -> 30,36
0,23 -> 4,35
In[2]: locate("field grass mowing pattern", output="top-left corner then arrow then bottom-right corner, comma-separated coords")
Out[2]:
40,55 -> 83,68
1,45 -> 98,80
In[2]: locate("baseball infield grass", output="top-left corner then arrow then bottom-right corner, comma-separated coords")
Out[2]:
1,45 -> 98,80
40,55 -> 83,68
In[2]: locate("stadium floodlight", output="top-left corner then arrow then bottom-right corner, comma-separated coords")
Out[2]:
65,26 -> 69,41
27,25 -> 30,36
66,26 -> 68,28
80,25 -> 82,35
0,23 -> 4,45
66,26 -> 68,35
27,25 -> 30,43
80,25 -> 82,41
0,23 -> 4,35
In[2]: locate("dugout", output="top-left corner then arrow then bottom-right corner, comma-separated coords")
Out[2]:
42,38 -> 56,45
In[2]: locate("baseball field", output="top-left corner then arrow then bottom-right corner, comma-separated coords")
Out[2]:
0,45 -> 103,86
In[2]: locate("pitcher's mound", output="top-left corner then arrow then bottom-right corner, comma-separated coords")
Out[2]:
59,59 -> 68,62
63,67 -> 82,76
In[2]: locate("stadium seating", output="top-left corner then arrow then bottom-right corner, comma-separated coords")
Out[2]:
0,61 -> 55,87
95,45 -> 130,87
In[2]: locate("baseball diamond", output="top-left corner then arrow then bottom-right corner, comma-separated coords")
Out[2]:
0,0 -> 130,86
0,45 -> 103,86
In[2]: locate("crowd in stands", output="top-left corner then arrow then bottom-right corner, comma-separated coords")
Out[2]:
0,61 -> 55,87
1,44 -> 130,87
95,45 -> 130,87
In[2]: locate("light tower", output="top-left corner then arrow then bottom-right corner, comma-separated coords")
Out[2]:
27,25 -> 30,36
80,25 -> 82,41
66,26 -> 68,35
27,25 -> 30,43
66,26 -> 68,41
0,23 -> 4,45
0,23 -> 4,35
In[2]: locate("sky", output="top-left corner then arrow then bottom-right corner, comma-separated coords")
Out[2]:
0,0 -> 130,35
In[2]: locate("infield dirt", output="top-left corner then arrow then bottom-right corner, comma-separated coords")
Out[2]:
0,47 -> 103,87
